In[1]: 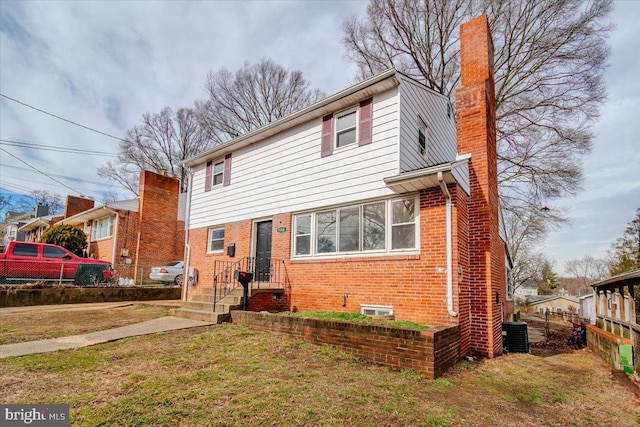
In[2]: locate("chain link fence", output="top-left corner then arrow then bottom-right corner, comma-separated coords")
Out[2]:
0,260 -> 180,287
112,263 -> 182,287
0,259 -> 112,286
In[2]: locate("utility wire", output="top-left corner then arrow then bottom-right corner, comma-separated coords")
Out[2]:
0,139 -> 118,157
0,93 -> 123,142
0,148 -> 84,195
0,163 -> 115,186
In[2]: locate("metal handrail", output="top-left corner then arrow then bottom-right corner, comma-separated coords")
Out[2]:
212,257 -> 286,312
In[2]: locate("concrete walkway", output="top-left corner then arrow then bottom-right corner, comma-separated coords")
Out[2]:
0,316 -> 213,358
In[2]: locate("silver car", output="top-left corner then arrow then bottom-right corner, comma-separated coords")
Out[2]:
149,261 -> 184,285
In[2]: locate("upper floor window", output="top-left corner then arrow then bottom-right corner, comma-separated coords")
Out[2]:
205,153 -> 232,191
418,116 -> 427,157
91,216 -> 113,241
293,196 -> 418,258
321,98 -> 373,157
335,109 -> 357,148
208,227 -> 225,253
212,161 -> 224,186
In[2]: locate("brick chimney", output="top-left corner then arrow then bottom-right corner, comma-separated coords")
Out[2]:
456,15 -> 506,358
64,195 -> 95,218
134,170 -> 182,270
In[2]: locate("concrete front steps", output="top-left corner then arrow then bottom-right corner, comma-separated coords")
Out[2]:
170,284 -> 284,323
170,287 -> 242,323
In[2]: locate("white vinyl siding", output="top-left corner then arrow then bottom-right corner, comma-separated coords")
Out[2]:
398,75 -> 457,172
189,89 -> 401,229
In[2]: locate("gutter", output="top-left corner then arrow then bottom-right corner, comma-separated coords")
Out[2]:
438,171 -> 458,317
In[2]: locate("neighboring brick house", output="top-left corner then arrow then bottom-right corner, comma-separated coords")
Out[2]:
60,170 -> 186,282
180,15 -> 511,358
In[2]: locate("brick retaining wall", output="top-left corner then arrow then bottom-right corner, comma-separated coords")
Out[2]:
231,310 -> 460,378
0,286 -> 181,307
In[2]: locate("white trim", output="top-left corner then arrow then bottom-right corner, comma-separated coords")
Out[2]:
207,226 -> 225,253
334,107 -> 358,149
291,195 -> 419,259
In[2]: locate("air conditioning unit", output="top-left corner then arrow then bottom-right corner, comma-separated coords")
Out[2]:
502,321 -> 529,353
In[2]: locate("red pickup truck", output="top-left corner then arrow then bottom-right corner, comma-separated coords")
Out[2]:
0,241 -> 113,285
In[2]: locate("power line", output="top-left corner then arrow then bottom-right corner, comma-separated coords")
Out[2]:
0,139 -> 118,157
0,148 -> 85,195
0,93 -> 124,142
0,163 -> 115,186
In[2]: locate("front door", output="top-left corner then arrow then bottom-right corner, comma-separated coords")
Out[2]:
254,220 -> 272,282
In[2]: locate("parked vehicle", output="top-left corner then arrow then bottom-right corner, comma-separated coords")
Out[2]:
0,241 -> 113,285
149,261 -> 183,285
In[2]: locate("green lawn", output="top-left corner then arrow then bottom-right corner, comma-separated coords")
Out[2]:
1,323 -> 638,426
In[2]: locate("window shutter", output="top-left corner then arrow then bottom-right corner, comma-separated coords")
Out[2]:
205,161 -> 212,192
358,98 -> 373,146
321,114 -> 333,157
223,153 -> 232,186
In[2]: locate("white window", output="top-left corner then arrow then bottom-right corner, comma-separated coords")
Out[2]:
212,161 -> 224,186
335,108 -> 357,148
360,304 -> 393,316
91,216 -> 114,240
292,197 -> 417,258
418,116 -> 427,157
208,227 -> 225,252
391,199 -> 416,250
294,215 -> 311,256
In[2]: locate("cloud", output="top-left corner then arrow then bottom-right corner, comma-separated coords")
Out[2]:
0,1 -> 366,202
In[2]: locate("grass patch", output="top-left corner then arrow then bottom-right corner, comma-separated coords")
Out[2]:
0,305 -> 168,344
1,314 -> 638,426
281,310 -> 429,330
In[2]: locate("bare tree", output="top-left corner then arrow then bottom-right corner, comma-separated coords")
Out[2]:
16,190 -> 64,215
99,107 -> 213,195
343,0 -> 612,260
565,255 -> 611,292
196,58 -> 326,144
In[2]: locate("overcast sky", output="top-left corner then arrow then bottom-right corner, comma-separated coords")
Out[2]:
1,1 -> 638,274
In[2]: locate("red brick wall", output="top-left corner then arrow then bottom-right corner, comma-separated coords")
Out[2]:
455,14 -> 506,357
187,187 -> 467,330
64,196 -> 95,219
231,310 -> 460,379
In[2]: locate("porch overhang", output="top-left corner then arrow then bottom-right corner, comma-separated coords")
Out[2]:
18,218 -> 50,233
592,269 -> 640,291
59,199 -> 139,225
383,155 -> 471,195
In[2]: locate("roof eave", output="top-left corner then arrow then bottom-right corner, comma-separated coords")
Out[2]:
183,69 -> 399,168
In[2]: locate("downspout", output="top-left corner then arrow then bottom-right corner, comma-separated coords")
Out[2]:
182,168 -> 194,302
438,171 -> 458,317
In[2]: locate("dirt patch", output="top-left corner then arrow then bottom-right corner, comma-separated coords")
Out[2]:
526,317 -> 579,357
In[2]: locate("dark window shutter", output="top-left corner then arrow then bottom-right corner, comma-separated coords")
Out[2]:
321,114 -> 333,158
223,153 -> 232,186
205,161 -> 212,192
358,98 -> 373,146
